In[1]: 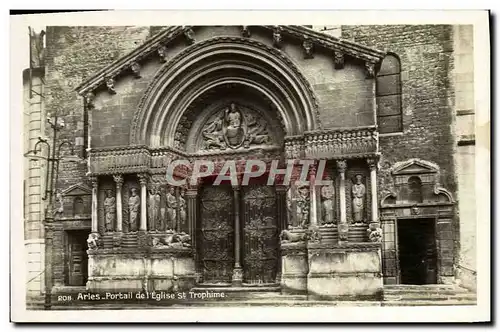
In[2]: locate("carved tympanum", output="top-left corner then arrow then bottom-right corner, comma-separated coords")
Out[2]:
200,103 -> 272,151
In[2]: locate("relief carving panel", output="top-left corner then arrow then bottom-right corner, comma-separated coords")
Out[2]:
199,103 -> 274,152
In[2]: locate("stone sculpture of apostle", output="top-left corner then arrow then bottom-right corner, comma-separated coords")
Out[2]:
103,189 -> 116,232
352,174 -> 366,223
178,188 -> 187,230
148,187 -> 161,231
165,186 -> 177,231
321,183 -> 335,225
128,188 -> 140,232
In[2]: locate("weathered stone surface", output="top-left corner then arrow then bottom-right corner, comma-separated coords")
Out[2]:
307,245 -> 382,298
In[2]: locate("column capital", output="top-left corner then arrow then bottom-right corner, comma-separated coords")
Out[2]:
138,173 -> 148,186
336,159 -> 347,174
367,157 -> 379,171
275,184 -> 289,193
113,174 -> 124,187
89,176 -> 98,188
185,189 -> 198,197
309,162 -> 317,177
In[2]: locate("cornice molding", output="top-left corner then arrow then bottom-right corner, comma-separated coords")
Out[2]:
75,25 -> 386,96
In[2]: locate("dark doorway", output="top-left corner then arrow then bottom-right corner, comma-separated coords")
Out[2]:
397,218 -> 437,285
65,230 -> 89,286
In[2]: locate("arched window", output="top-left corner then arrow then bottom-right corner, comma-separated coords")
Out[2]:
408,176 -> 423,203
376,54 -> 402,134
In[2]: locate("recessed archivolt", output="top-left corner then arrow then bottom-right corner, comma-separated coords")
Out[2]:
129,37 -> 321,147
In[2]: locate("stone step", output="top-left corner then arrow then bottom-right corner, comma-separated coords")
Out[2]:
384,288 -> 470,295
382,299 -> 477,307
384,284 -> 460,291
384,293 -> 477,301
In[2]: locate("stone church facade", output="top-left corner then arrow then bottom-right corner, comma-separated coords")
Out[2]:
23,25 -> 476,300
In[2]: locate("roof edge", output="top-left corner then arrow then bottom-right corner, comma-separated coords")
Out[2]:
75,25 -> 387,96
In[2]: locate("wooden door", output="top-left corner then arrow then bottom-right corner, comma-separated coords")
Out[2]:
241,185 -> 279,284
198,185 -> 234,284
67,231 -> 88,286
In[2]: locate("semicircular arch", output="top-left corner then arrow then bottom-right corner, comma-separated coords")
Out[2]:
130,37 -> 320,147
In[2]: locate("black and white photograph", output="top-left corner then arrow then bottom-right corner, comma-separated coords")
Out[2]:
9,10 -> 490,323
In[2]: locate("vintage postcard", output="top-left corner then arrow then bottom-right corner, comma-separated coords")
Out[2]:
10,10 -> 490,323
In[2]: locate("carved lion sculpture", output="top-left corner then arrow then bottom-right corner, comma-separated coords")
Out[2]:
305,228 -> 322,243
279,229 -> 307,243
87,233 -> 99,250
152,232 -> 192,248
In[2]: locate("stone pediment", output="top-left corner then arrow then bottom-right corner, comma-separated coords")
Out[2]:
75,25 -> 386,97
391,158 -> 439,176
61,183 -> 92,196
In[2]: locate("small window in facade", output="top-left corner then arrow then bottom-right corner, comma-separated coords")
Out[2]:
408,176 -> 423,203
376,54 -> 402,134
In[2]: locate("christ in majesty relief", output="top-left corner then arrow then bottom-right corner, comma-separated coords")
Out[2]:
224,103 -> 245,148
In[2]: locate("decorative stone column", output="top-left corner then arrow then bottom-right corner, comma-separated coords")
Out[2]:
275,185 -> 288,283
232,183 -> 243,286
367,158 -> 383,242
90,176 -> 99,233
276,185 -> 288,233
185,187 -> 198,246
113,174 -> 123,247
138,174 -> 148,231
113,175 -> 123,232
137,174 -> 148,248
309,163 -> 318,228
336,160 -> 348,242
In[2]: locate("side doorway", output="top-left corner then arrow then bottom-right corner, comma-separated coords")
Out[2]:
397,218 -> 438,285
65,230 -> 90,286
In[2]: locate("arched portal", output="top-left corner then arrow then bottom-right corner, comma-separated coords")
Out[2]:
127,37 -> 322,286
130,37 -> 320,148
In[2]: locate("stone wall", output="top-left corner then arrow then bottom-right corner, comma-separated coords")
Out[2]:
24,68 -> 46,296
90,25 -> 374,149
452,25 -> 476,290
342,25 -> 459,267
43,26 -> 153,286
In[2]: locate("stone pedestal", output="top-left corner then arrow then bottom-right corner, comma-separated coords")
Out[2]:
306,242 -> 383,300
86,248 -> 195,292
280,241 -> 308,294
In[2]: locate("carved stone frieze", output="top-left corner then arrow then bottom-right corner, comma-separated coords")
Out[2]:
199,103 -> 273,152
304,127 -> 379,159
